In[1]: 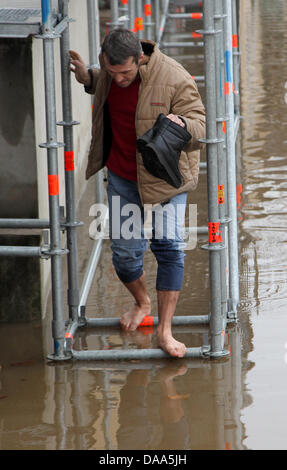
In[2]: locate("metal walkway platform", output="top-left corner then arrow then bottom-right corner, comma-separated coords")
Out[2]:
0,8 -> 42,37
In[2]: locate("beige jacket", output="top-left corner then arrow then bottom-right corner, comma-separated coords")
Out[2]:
85,41 -> 206,205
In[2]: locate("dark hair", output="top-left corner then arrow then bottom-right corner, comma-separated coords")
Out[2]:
101,28 -> 143,65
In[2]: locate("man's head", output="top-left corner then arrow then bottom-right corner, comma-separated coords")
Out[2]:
101,28 -> 144,87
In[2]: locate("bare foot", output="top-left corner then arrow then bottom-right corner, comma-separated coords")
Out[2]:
120,301 -> 151,332
157,331 -> 187,358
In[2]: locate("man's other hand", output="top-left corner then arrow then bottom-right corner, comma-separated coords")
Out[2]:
166,114 -> 185,127
69,50 -> 91,86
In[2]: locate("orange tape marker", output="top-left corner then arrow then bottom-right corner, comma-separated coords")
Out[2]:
48,175 -> 59,196
134,17 -> 143,31
208,222 -> 222,243
192,31 -> 202,38
232,34 -> 238,48
236,183 -> 242,207
218,184 -> 225,204
65,332 -> 74,340
224,82 -> 230,95
144,4 -> 151,16
191,13 -> 203,19
64,151 -> 75,172
139,315 -> 154,327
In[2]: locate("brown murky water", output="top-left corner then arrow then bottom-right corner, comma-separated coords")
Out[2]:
1,0 -> 287,451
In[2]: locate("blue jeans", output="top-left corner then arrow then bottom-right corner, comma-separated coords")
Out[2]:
107,170 -> 187,291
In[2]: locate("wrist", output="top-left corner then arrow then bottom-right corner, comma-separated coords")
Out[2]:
85,68 -> 93,88
84,68 -> 94,91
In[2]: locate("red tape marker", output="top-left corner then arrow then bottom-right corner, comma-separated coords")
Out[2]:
191,13 -> 203,19
218,184 -> 225,204
232,34 -> 238,48
48,175 -> 59,196
144,4 -> 151,16
65,332 -> 73,340
139,315 -> 154,327
134,17 -> 143,31
208,222 -> 222,243
64,151 -> 75,171
192,31 -> 202,38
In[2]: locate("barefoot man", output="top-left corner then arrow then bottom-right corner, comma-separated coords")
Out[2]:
70,28 -> 205,357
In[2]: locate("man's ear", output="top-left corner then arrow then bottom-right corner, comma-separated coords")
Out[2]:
138,51 -> 145,65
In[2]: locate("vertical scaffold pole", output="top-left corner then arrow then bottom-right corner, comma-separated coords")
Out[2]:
77,0 -> 105,319
154,0 -> 160,43
128,0 -> 136,31
202,0 -> 227,357
58,0 -> 80,322
214,0 -> 228,318
87,0 -> 101,68
223,0 -> 239,315
111,0 -> 119,29
40,0 -> 68,360
232,0 -> 240,117
87,0 -> 105,206
144,0 -> 152,40
156,0 -> 170,47
136,0 -> 144,39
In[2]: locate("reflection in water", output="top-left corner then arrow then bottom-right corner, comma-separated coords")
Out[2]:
0,325 -> 245,450
238,0 -> 287,450
0,322 -> 245,449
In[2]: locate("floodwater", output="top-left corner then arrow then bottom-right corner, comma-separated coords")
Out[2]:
1,0 -> 287,451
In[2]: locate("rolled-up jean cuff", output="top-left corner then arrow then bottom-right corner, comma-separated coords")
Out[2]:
156,272 -> 184,291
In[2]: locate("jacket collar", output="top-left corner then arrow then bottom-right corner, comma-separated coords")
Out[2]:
139,41 -> 163,82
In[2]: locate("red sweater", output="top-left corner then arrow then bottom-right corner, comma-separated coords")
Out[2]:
106,76 -> 141,181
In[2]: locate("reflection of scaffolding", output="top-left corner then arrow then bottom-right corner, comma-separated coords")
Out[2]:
0,0 -> 241,362
47,325 -> 244,450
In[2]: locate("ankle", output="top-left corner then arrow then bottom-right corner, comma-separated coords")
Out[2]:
136,295 -> 151,308
157,324 -> 172,338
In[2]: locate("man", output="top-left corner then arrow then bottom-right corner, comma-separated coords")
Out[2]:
70,28 -> 205,358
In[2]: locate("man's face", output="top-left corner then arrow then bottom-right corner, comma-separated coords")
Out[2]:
103,54 -> 142,88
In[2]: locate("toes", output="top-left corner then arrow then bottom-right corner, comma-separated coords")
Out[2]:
158,335 -> 187,358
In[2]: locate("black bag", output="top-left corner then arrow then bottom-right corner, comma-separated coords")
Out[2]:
136,114 -> 191,188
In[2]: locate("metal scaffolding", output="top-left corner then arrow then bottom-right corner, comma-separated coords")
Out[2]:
0,0 -> 241,362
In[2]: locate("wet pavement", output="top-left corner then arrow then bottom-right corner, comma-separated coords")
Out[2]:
1,0 -> 287,451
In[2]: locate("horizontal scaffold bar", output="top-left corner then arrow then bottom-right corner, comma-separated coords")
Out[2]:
72,346 -> 206,361
0,218 -> 50,229
168,13 -> 203,19
86,314 -> 210,328
192,75 -> 205,81
161,41 -> 204,48
0,246 -> 42,257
